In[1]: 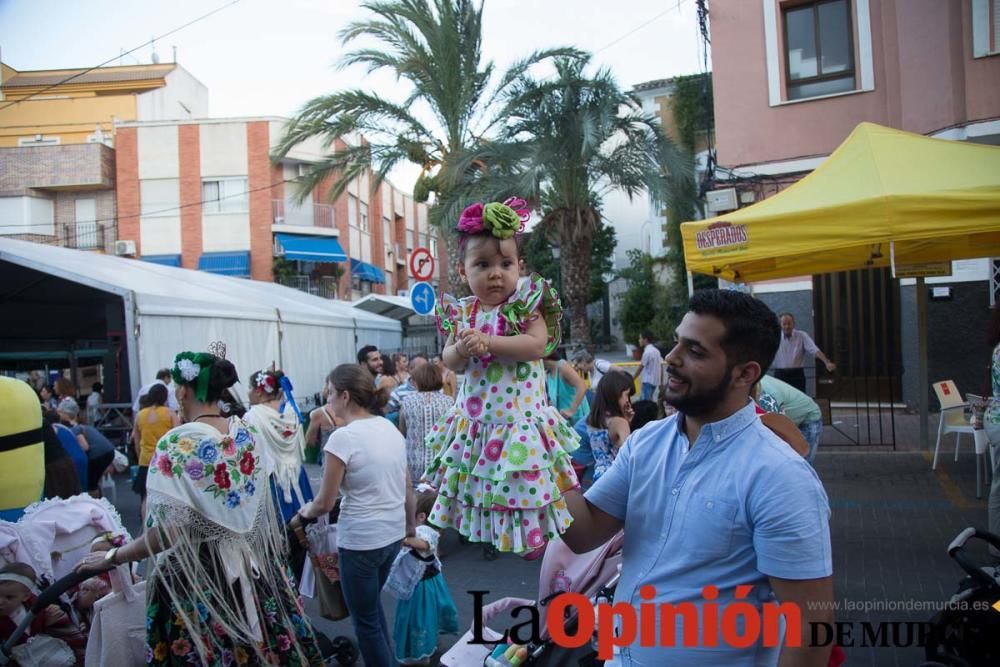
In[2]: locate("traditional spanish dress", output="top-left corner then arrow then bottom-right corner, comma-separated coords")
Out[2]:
424,274 -> 580,554
144,419 -> 322,666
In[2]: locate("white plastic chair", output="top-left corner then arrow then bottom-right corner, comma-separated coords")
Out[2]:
931,380 -> 989,498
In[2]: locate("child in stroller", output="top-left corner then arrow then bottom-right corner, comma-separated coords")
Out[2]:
0,494 -> 133,666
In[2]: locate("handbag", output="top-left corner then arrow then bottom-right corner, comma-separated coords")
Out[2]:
291,516 -> 349,622
84,565 -> 146,666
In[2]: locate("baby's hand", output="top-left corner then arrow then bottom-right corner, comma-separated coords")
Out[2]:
457,329 -> 484,358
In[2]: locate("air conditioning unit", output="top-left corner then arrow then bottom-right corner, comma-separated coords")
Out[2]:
114,240 -> 137,256
395,243 -> 406,265
706,187 -> 738,213
297,164 -> 309,178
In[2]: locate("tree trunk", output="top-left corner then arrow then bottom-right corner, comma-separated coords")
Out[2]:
442,228 -> 469,297
558,207 -> 596,348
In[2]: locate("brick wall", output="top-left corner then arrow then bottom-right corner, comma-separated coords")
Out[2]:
0,144 -> 114,195
246,121 -> 277,282
115,127 -> 140,249
178,124 -> 202,270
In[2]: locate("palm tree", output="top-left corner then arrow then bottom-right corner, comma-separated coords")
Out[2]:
449,55 -> 695,346
271,0 -> 583,291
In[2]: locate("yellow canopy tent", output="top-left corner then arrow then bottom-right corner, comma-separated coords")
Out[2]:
680,122 -> 1000,450
681,122 -> 1000,283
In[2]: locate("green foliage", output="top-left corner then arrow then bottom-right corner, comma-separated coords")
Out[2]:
670,72 -> 714,153
617,249 -> 689,348
272,257 -> 298,283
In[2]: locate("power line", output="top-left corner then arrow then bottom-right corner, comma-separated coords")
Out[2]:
0,176 -> 293,230
594,0 -> 693,55
0,0 -> 242,113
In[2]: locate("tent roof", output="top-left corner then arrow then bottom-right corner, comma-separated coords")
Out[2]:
681,122 -> 1000,282
352,294 -> 417,322
0,238 -> 399,330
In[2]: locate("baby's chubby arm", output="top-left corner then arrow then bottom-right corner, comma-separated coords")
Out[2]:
482,314 -> 548,362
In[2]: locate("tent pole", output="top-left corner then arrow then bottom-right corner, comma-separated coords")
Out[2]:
917,277 -> 929,449
687,271 -> 695,297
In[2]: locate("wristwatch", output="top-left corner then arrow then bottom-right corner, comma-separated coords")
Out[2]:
103,547 -> 119,566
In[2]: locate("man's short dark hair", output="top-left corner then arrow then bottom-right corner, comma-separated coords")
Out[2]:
155,368 -> 171,382
410,352 -> 428,363
688,289 -> 781,376
640,331 -> 654,343
357,345 -> 379,364
779,312 -> 795,321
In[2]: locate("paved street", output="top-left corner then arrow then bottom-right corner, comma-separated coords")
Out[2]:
107,440 -> 992,666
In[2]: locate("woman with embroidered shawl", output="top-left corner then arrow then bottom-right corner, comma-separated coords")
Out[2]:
244,369 -> 314,524
75,349 -> 322,666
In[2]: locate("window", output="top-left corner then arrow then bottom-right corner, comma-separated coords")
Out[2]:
972,0 -> 1000,57
202,177 -> 248,214
783,0 -> 855,100
382,216 -> 392,245
430,234 -> 438,258
140,179 -> 180,218
348,195 -> 358,228
360,202 -> 369,231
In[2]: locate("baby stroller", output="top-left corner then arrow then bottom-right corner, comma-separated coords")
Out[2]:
922,527 -> 1000,667
441,531 -> 625,666
0,494 -> 134,666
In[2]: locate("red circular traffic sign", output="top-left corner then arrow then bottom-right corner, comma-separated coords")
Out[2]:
409,247 -> 435,281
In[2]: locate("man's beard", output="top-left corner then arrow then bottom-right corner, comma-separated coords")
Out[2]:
664,366 -> 733,417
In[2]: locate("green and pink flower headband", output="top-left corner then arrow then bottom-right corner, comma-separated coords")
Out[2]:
457,197 -> 530,239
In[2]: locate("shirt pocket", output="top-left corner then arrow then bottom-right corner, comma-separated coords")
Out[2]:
681,492 -> 738,558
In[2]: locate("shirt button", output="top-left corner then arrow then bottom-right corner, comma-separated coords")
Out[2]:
706,501 -> 714,509
671,488 -> 679,496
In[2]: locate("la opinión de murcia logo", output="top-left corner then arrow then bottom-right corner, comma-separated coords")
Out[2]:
695,221 -> 748,252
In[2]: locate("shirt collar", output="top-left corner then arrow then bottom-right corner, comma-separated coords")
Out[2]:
680,399 -> 759,447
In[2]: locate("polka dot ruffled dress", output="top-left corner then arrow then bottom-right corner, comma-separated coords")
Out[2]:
425,274 -> 580,554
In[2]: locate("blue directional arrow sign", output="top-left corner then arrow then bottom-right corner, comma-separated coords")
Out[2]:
410,281 -> 436,316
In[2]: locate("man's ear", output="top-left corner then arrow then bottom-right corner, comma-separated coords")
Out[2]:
732,361 -> 763,389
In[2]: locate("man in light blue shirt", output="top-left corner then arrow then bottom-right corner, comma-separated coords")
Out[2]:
562,289 -> 833,666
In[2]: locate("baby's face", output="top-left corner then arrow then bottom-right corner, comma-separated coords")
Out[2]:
460,236 -> 520,307
0,581 -> 30,616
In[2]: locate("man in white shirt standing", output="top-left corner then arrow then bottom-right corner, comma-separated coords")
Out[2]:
772,313 -> 836,394
132,368 -> 180,413
634,331 -> 662,401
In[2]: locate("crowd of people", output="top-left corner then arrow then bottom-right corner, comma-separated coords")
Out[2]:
2,196 -> 846,667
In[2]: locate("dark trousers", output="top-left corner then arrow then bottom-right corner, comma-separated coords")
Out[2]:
774,367 -> 807,393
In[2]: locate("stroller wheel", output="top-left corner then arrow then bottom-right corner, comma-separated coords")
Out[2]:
330,636 -> 358,666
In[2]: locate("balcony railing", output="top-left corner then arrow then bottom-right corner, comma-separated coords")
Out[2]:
272,200 -> 334,228
277,274 -> 341,300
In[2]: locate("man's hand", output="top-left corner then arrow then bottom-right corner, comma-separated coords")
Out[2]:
824,361 -> 836,373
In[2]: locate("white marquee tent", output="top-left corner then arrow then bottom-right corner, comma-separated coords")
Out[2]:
0,238 -> 401,401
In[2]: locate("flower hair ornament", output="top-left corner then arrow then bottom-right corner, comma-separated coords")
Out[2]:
171,351 -> 215,402
252,371 -> 279,395
457,197 -> 530,239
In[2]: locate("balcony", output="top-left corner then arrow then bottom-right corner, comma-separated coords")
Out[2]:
0,143 -> 115,193
277,274 -> 341,300
272,200 -> 334,229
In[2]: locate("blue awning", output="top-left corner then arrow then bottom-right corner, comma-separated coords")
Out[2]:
198,251 -> 250,277
350,258 -> 386,284
141,254 -> 181,267
275,233 -> 347,263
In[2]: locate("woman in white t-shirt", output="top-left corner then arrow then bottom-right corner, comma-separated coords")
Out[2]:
297,364 -> 415,667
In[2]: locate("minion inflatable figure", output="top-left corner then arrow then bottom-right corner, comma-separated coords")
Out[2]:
0,377 -> 45,521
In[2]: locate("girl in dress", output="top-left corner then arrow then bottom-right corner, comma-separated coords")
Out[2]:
244,369 -> 314,524
424,197 -> 580,555
386,490 -> 458,665
584,371 -> 635,482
